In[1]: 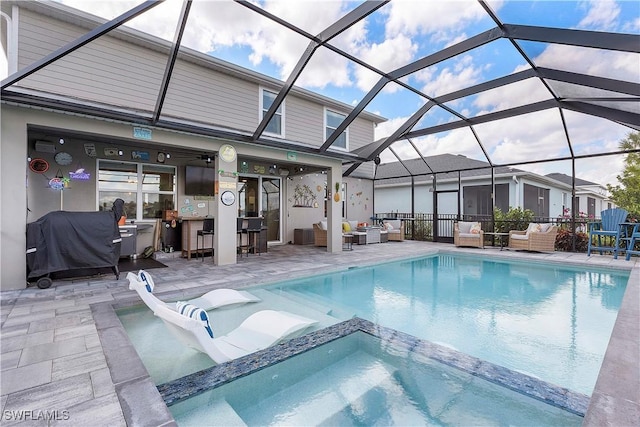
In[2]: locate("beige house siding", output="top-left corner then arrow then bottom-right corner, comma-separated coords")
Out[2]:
17,9 -> 164,112
349,116 -> 375,150
162,61 -> 258,133
284,95 -> 324,145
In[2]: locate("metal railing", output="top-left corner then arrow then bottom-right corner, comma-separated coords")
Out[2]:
373,213 -> 592,243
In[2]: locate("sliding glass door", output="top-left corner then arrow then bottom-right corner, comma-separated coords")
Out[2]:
238,176 -> 282,244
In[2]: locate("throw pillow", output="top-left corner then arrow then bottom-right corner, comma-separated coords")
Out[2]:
470,222 -> 481,234
176,301 -> 214,338
458,222 -> 472,234
384,222 -> 393,231
319,220 -> 328,230
526,223 -> 542,235
343,222 -> 351,232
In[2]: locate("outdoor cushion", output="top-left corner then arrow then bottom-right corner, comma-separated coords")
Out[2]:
348,220 -> 358,231
470,222 -> 482,234
458,221 -> 475,234
319,220 -> 327,230
386,220 -> 402,230
343,222 -> 351,232
383,222 -> 393,231
176,301 -> 214,338
526,223 -> 542,235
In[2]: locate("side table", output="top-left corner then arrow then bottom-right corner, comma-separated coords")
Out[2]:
357,226 -> 381,244
342,233 -> 353,251
484,232 -> 509,250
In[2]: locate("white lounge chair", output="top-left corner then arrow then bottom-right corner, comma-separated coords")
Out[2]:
153,301 -> 318,363
127,270 -> 260,312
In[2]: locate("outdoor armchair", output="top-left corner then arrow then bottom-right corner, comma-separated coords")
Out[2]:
509,223 -> 558,252
454,221 -> 484,248
382,219 -> 405,241
313,222 -> 327,247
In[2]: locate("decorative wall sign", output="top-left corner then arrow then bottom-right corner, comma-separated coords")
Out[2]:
69,168 -> 91,181
218,169 -> 238,178
219,144 -> 237,162
84,143 -> 97,157
104,148 -> 119,157
48,177 -> 69,190
131,151 -> 150,161
29,158 -> 49,173
292,184 -> 316,207
133,127 -> 152,140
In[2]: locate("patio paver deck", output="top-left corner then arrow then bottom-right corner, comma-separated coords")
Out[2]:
1,242 -> 637,426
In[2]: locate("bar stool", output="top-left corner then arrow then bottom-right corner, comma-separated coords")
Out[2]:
237,218 -> 248,257
245,218 -> 262,255
196,218 -> 214,261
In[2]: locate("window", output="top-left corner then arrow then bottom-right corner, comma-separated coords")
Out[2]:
98,160 -> 175,220
325,109 -> 348,150
260,88 -> 284,137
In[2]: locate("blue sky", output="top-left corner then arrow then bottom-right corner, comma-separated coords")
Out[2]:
54,0 -> 639,186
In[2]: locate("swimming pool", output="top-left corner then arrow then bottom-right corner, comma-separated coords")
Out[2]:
167,327 -> 585,426
118,253 -> 627,396
264,254 -> 627,395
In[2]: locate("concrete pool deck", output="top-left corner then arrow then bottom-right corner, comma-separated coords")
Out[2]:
1,241 -> 638,426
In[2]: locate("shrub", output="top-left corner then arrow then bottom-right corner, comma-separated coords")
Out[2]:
555,229 -> 589,252
494,206 -> 535,233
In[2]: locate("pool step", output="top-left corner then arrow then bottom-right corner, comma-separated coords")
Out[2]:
278,289 -> 358,321
172,397 -> 247,427
239,350 -> 403,425
247,288 -> 349,325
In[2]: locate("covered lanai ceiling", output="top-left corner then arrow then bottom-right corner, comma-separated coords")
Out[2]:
1,0 -> 638,184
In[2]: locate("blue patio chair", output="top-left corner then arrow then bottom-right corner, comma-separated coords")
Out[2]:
625,223 -> 640,261
587,208 -> 628,259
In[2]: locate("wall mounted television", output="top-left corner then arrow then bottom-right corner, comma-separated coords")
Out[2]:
184,165 -> 215,196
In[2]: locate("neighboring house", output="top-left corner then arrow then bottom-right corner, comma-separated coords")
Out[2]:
544,173 -> 613,218
374,154 -> 609,219
0,1 -> 384,289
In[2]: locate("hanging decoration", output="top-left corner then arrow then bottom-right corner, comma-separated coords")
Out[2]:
333,182 -> 341,202
49,169 -> 70,190
29,158 -> 49,174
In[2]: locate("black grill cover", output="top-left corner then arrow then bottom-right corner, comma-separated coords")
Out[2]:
26,201 -> 123,279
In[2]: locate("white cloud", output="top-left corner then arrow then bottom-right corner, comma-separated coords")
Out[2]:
353,34 -> 418,91
578,0 -> 620,31
414,55 -> 483,97
473,77 -> 551,112
383,0 -> 489,38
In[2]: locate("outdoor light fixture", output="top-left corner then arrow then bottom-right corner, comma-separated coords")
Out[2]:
59,138 -> 65,144
118,149 -> 124,156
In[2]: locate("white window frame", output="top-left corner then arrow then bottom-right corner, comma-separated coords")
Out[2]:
259,87 -> 285,138
97,159 -> 176,221
324,108 -> 348,151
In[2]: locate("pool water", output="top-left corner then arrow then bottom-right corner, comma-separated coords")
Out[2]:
265,254 -> 628,395
169,332 -> 583,426
119,253 -> 628,395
